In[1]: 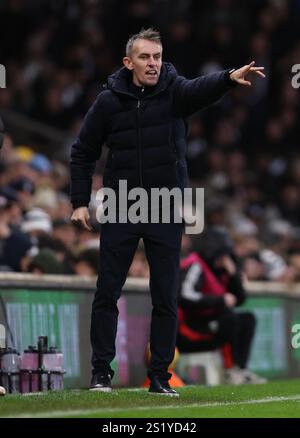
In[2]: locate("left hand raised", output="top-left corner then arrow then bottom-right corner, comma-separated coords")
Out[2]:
230,61 -> 265,86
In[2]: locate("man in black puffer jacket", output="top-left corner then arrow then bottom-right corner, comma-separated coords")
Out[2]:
70,28 -> 265,396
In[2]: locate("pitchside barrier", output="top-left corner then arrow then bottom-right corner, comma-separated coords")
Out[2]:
0,273 -> 300,388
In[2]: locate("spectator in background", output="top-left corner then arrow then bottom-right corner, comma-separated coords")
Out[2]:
21,207 -> 52,237
27,248 -> 64,275
0,195 -> 34,272
177,228 -> 266,384
52,219 -> 78,249
37,234 -> 74,275
73,248 -> 99,277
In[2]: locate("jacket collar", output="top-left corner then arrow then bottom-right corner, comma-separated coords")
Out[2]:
107,62 -> 177,97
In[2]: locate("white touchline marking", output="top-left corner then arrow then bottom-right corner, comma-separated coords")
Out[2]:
2,395 -> 300,418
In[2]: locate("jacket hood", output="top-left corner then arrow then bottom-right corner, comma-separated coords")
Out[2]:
193,228 -> 234,265
107,62 -> 178,94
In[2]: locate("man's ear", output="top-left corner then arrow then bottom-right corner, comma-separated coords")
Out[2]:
123,57 -> 134,70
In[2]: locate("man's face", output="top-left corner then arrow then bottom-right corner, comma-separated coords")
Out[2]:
123,39 -> 162,87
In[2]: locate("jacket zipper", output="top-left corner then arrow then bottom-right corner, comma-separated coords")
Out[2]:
114,86 -> 165,189
136,96 -> 143,187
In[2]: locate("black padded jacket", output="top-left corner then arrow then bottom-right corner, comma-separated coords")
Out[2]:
70,62 -> 236,208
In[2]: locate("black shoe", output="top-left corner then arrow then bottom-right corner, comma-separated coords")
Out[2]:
90,373 -> 112,392
148,376 -> 179,397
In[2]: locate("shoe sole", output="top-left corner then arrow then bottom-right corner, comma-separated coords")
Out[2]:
148,392 -> 179,397
89,387 -> 112,392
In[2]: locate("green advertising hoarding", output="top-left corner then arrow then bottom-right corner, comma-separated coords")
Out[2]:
242,297 -> 288,377
1,276 -> 300,388
0,289 -> 91,388
0,279 -> 152,389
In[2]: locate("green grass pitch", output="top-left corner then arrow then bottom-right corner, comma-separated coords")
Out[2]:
0,380 -> 299,418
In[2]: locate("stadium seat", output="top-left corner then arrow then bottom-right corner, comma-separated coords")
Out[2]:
176,351 -> 223,386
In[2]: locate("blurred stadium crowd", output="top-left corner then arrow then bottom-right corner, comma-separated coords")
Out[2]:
1,0 -> 300,281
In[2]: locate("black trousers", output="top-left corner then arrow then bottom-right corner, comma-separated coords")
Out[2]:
177,310 -> 256,369
91,221 -> 183,380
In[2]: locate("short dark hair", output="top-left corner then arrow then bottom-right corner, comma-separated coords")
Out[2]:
126,28 -> 161,56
